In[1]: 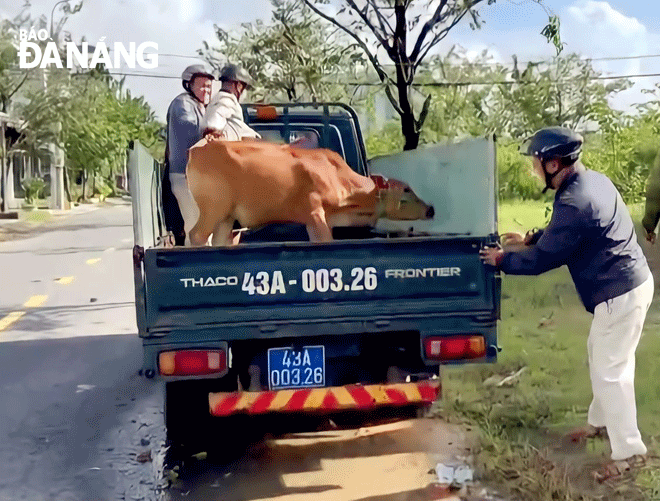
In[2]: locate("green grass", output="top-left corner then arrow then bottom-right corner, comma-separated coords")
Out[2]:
436,200 -> 660,500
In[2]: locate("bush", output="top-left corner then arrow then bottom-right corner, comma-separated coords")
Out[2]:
497,142 -> 552,202
21,177 -> 47,205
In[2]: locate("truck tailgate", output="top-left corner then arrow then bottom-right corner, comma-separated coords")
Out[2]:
143,237 -> 498,333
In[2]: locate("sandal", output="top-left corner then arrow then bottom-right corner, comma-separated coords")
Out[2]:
565,425 -> 608,443
593,454 -> 647,483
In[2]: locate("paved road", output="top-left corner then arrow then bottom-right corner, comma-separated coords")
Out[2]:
0,201 -> 136,341
0,202 -> 478,501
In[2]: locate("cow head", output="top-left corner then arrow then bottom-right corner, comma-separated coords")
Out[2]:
370,175 -> 435,221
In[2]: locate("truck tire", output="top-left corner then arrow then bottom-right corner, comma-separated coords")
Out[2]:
164,376 -> 241,465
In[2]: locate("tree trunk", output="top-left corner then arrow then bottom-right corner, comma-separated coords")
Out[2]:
393,2 -> 419,151
395,72 -> 420,150
401,111 -> 419,150
81,170 -> 87,201
64,167 -> 71,202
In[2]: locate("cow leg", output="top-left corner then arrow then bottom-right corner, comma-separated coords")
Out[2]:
211,220 -> 236,246
188,218 -> 213,246
306,194 -> 333,242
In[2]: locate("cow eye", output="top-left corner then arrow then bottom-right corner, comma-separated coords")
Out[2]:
404,188 -> 411,193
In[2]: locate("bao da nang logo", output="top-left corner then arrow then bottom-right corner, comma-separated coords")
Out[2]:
18,28 -> 158,69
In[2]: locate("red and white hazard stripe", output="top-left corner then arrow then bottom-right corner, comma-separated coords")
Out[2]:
209,381 -> 440,417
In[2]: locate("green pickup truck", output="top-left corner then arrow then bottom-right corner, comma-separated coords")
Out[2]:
129,102 -> 501,459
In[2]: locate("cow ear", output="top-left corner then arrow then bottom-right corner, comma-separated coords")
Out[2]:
370,174 -> 389,190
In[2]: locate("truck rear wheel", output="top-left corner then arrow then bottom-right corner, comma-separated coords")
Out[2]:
164,375 -> 243,467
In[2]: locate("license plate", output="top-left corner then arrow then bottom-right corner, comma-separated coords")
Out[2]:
267,346 -> 325,390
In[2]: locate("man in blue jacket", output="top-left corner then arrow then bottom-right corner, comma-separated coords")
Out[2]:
480,127 -> 653,482
163,64 -> 214,246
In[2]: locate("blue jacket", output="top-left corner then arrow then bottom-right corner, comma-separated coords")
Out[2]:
166,92 -> 205,175
500,167 -> 650,313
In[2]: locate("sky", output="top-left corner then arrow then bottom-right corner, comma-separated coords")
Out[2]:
2,0 -> 660,122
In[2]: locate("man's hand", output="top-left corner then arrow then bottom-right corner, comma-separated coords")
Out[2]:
501,232 -> 524,246
501,229 -> 540,248
479,245 -> 504,267
644,228 -> 656,244
203,128 -> 226,142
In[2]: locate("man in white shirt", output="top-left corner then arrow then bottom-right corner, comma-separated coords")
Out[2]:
201,64 -> 261,141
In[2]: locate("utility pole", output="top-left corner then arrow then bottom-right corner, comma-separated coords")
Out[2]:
1,118 -> 6,213
49,0 -> 69,210
50,122 -> 65,210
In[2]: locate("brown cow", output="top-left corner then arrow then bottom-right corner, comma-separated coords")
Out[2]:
186,138 -> 434,246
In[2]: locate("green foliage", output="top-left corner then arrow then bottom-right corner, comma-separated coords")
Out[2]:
21,177 -> 46,205
497,142 -> 549,201
1,4 -> 162,202
362,49 -> 651,203
200,0 -> 363,103
364,121 -> 404,158
302,0 -> 563,150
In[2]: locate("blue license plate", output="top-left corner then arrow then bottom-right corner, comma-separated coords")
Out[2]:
267,346 -> 325,390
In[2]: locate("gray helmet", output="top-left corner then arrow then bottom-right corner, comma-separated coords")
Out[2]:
219,64 -> 254,88
181,64 -> 214,91
522,126 -> 583,162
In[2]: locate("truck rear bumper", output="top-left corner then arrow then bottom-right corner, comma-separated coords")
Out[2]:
209,380 -> 440,417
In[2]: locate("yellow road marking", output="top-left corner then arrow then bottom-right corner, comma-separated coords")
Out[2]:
86,258 -> 101,265
57,276 -> 75,285
23,295 -> 47,308
0,311 -> 26,331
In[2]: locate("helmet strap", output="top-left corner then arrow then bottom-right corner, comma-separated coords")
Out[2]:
541,159 -> 563,194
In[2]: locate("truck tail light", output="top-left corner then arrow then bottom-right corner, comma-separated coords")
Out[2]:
158,350 -> 227,376
424,336 -> 485,361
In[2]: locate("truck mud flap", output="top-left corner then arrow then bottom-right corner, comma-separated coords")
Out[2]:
208,380 -> 440,417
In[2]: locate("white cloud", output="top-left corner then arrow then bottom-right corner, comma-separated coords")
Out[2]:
561,0 -> 656,111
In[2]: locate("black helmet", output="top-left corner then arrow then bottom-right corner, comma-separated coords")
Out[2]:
219,64 -> 254,88
522,126 -> 583,162
522,127 -> 583,193
181,64 -> 214,92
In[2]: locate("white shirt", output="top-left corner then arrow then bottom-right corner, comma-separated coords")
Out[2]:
200,90 -> 261,141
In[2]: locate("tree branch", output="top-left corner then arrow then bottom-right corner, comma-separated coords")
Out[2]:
410,0 -> 448,63
367,0 -> 393,39
345,0 -> 390,50
6,71 -> 30,102
384,84 -> 404,116
301,0 -> 393,86
414,3 -> 480,72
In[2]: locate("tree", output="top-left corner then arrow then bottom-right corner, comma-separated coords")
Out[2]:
199,0 -> 364,103
486,53 -> 630,138
301,0 -> 562,150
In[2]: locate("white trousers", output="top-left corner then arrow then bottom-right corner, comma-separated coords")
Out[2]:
169,173 -> 199,246
587,274 -> 654,460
